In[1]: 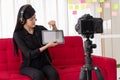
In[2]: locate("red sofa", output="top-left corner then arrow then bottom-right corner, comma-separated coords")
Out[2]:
0,36 -> 117,80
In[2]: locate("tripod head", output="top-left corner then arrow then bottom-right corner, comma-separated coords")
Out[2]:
83,35 -> 96,68
84,35 -> 96,55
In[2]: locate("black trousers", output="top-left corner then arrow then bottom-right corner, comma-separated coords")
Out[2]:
20,65 -> 59,80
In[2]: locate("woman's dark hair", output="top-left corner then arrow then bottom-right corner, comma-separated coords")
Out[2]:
13,4 -> 35,56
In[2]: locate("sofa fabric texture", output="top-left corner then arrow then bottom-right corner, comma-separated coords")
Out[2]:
0,36 -> 117,80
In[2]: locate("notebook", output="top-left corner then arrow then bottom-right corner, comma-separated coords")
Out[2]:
42,30 -> 64,44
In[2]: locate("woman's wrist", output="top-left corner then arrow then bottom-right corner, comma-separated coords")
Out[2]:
39,45 -> 48,53
52,24 -> 57,30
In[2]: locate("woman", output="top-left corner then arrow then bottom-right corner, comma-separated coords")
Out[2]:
13,4 -> 59,80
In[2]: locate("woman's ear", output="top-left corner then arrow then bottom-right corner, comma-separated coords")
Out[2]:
19,18 -> 25,24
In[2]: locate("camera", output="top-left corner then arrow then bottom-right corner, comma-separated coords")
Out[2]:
75,14 -> 103,37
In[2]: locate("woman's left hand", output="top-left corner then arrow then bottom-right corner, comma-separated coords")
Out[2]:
48,20 -> 58,30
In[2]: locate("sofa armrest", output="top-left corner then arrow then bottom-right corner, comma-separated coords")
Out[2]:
92,55 -> 117,80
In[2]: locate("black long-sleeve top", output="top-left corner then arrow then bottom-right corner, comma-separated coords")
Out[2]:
13,25 -> 52,70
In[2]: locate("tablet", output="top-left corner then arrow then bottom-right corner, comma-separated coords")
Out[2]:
42,30 -> 64,44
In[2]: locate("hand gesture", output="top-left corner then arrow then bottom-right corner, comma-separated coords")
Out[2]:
48,20 -> 58,30
46,41 -> 58,48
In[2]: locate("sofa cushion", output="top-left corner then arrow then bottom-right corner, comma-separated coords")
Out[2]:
0,39 -> 8,71
0,71 -> 31,80
49,36 -> 85,66
0,38 -> 21,71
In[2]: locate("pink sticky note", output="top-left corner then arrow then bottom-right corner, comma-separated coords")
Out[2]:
104,2 -> 110,8
74,0 -> 80,4
86,3 -> 91,8
112,11 -> 117,16
80,0 -> 85,3
72,10 -> 77,15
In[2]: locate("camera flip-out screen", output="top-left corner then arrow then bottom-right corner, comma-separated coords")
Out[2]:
42,30 -> 64,44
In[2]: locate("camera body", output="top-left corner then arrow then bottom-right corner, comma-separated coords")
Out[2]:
75,14 -> 103,36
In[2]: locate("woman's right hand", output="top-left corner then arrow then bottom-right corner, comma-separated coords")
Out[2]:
46,41 -> 58,48
39,41 -> 58,53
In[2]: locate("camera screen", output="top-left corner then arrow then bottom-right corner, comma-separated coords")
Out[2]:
81,19 -> 94,34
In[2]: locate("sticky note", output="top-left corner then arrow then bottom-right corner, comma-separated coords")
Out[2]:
113,4 -> 119,10
81,4 -> 86,10
104,2 -> 110,8
86,3 -> 91,8
69,5 -> 73,10
75,5 -> 79,10
99,0 -> 105,3
81,0 -> 85,3
86,0 -> 91,3
97,7 -> 102,13
72,10 -> 77,15
74,0 -> 80,4
92,0 -> 97,2
68,0 -> 73,4
112,11 -> 117,16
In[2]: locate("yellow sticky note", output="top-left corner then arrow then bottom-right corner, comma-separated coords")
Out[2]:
92,0 -> 97,2
69,5 -> 73,10
81,4 -> 86,10
113,4 -> 119,10
97,7 -> 102,13
68,0 -> 73,4
75,5 -> 79,10
86,0 -> 91,3
99,0 -> 105,3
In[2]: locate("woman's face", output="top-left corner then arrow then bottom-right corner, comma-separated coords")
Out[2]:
25,14 -> 36,28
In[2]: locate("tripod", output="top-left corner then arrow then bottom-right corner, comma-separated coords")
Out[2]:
79,36 -> 104,80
